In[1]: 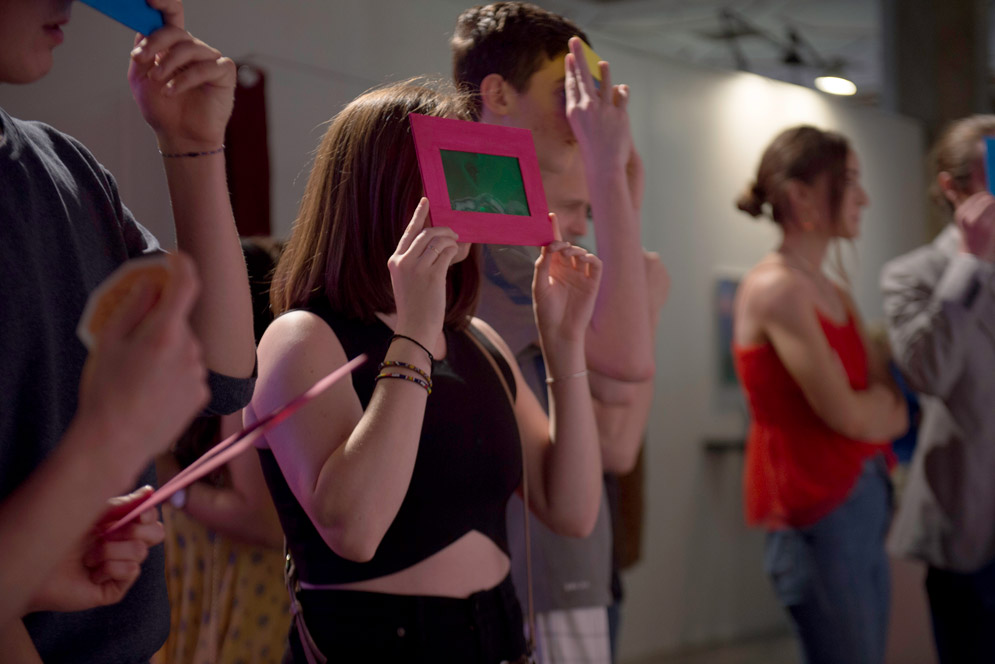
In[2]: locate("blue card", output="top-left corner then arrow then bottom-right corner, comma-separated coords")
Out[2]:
79,0 -> 164,36
986,137 -> 995,195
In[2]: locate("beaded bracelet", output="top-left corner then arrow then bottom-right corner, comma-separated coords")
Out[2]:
389,334 -> 434,364
158,145 -> 225,159
379,360 -> 432,387
545,369 -> 589,385
375,371 -> 432,395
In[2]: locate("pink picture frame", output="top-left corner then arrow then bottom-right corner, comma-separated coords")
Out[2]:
409,113 -> 553,246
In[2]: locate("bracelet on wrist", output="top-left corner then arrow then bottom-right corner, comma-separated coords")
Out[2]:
379,360 -> 432,386
545,369 -> 589,385
158,144 -> 225,159
389,334 -> 434,364
375,371 -> 432,395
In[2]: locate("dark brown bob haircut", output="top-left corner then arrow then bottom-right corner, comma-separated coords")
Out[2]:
736,125 -> 850,228
929,114 -> 995,216
270,80 -> 479,329
451,2 -> 590,118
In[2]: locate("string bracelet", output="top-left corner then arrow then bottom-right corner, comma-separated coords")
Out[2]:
389,334 -> 434,364
379,360 -> 432,386
545,369 -> 589,385
375,371 -> 432,395
158,145 -> 225,159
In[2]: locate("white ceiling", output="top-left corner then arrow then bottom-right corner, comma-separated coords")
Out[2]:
542,0 -> 884,103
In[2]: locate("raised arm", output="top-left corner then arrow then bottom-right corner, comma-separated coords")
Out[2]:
250,200 -> 458,562
564,37 -> 653,381
748,269 -> 906,442
128,0 -> 255,380
590,250 -> 669,473
882,193 -> 995,398
477,241 -> 604,537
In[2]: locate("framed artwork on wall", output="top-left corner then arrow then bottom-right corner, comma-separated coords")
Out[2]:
714,270 -> 745,411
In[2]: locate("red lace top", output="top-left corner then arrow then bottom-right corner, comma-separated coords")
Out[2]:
733,311 -> 893,529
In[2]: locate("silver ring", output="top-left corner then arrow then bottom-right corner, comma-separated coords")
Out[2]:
428,244 -> 441,255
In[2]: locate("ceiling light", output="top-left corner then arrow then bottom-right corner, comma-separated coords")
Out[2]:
814,75 -> 857,96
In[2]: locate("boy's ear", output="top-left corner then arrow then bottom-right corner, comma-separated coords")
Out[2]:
479,73 -> 515,117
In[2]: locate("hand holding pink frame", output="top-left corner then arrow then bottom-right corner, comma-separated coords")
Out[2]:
410,113 -> 553,246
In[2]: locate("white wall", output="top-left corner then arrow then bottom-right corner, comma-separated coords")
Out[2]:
592,40 -> 927,661
0,2 -> 926,661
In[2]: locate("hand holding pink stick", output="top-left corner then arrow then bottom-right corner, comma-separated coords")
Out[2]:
104,354 -> 367,533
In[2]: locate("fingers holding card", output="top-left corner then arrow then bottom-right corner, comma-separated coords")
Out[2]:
76,254 -> 173,351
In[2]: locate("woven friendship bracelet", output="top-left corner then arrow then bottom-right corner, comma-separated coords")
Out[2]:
158,145 -> 225,159
389,334 -> 434,364
545,369 -> 589,385
376,371 -> 432,395
379,360 -> 432,386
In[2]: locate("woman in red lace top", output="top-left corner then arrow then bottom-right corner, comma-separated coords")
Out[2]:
732,126 -> 907,664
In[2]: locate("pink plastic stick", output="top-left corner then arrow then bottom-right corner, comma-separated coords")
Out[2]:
104,354 -> 366,533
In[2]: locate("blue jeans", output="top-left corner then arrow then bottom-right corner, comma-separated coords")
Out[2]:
764,458 -> 892,664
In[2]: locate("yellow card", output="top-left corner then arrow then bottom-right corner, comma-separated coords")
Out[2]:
578,40 -> 603,83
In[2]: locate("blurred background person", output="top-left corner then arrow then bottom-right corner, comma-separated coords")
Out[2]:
733,125 -> 907,664
153,238 -> 289,664
882,114 -> 995,664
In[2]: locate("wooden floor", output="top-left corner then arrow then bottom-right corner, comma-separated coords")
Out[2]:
625,557 -> 938,664
627,633 -> 798,664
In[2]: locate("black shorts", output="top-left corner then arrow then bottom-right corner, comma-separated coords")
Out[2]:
287,574 -> 527,664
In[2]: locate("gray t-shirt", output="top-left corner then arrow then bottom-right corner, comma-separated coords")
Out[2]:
0,108 -> 253,662
477,244 -> 613,613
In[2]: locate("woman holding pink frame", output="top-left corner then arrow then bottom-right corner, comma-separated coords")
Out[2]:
249,80 -> 604,664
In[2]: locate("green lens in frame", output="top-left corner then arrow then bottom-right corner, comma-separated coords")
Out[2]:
440,150 -> 531,216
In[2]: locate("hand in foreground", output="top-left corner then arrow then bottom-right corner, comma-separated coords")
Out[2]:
75,253 -> 209,476
533,218 -> 603,345
26,487 -> 164,614
955,191 -> 995,261
128,0 -> 236,154
388,198 -> 461,343
564,36 -> 634,173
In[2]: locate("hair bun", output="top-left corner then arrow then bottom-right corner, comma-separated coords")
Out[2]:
736,181 -> 765,217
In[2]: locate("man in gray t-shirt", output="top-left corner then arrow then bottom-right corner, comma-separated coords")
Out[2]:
0,1 -> 256,659
453,4 -> 665,661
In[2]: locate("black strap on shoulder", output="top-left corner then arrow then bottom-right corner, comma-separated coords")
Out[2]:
465,323 -> 517,404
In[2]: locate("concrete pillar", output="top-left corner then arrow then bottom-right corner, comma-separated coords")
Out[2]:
881,0 -> 989,237
882,0 -> 988,142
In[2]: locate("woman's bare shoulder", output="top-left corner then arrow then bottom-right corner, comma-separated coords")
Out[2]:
739,261 -> 810,325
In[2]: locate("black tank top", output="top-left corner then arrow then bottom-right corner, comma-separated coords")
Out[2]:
257,301 -> 522,584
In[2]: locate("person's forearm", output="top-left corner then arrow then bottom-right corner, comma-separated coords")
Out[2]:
1,620 -> 43,663
851,385 -> 909,442
184,482 -> 284,549
594,377 -> 655,474
585,168 -> 653,380
883,253 -> 995,397
162,154 -> 255,378
540,342 -> 603,537
183,445 -> 284,549
0,419 -> 139,623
